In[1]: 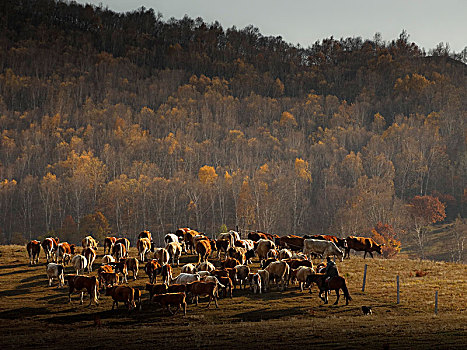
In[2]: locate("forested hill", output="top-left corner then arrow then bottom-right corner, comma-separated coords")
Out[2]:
0,0 -> 466,259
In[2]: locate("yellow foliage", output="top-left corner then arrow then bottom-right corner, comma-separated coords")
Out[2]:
294,158 -> 312,182
198,165 -> 218,185
280,111 -> 297,127
259,163 -> 269,175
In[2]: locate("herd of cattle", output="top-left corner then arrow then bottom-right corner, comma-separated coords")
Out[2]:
25,229 -> 384,315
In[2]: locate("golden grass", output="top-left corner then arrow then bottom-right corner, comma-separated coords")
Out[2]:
0,245 -> 466,349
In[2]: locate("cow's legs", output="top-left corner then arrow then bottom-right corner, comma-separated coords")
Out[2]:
80,292 -> 84,305
369,251 -> 374,258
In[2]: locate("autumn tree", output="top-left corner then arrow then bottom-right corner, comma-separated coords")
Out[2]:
407,195 -> 446,258
371,222 -> 401,259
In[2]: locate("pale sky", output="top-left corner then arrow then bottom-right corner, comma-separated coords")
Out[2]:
76,0 -> 466,53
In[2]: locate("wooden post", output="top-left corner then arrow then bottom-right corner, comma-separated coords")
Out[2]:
435,290 -> 438,315
362,264 -> 368,292
396,275 -> 400,304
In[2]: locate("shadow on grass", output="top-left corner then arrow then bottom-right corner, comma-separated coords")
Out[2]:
233,307 -> 305,321
0,306 -> 51,319
0,288 -> 31,297
0,263 -> 29,270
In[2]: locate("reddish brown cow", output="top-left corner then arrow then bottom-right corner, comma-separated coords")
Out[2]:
66,275 -> 99,306
279,235 -> 305,251
218,276 -> 233,298
41,237 -> 59,262
186,281 -> 219,308
221,258 -> 240,269
344,236 -> 383,259
104,237 -> 117,255
195,239 -> 211,264
152,293 -> 187,315
112,242 -> 127,260
138,230 -> 152,242
166,284 -> 187,293
145,259 -> 161,284
57,242 -> 75,265
247,232 -> 269,242
115,238 -> 130,257
99,272 -> 119,289
98,264 -> 114,275
283,258 -> 313,270
145,283 -> 168,300
105,285 -> 136,310
183,230 -> 198,253
27,240 -> 41,265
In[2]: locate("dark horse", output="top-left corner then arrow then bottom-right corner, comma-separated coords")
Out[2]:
306,273 -> 352,305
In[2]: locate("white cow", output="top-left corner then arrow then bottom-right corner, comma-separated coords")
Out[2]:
248,273 -> 262,294
264,260 -> 290,291
303,239 -> 344,261
46,263 -> 65,287
170,273 -> 200,285
71,254 -> 88,275
181,263 -> 197,274
153,247 -> 170,265
291,266 -> 315,291
165,242 -> 182,266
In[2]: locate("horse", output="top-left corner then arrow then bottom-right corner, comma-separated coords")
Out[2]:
306,273 -> 352,305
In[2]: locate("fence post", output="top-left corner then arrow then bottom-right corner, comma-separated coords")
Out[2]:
362,264 -> 368,292
396,275 -> 400,304
435,290 -> 438,315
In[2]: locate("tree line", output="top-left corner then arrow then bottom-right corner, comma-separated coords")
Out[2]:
0,0 -> 465,260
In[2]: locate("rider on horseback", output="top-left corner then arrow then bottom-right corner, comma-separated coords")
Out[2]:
324,256 -> 339,288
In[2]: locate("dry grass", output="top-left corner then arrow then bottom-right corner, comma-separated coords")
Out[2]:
0,245 -> 466,349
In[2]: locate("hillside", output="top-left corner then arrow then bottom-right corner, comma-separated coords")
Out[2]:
0,0 -> 466,261
0,245 -> 466,349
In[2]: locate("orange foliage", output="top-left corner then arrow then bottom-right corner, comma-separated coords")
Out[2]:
371,222 -> 401,259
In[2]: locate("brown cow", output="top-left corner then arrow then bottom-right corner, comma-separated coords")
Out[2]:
83,247 -> 97,273
195,239 -> 211,264
228,247 -> 247,265
279,235 -> 305,251
137,237 -> 151,262
186,281 -> 219,308
138,230 -> 152,242
99,272 -> 119,290
66,275 -> 99,306
124,257 -> 139,280
57,242 -> 75,265
145,283 -> 168,300
183,230 -> 198,254
103,237 -> 117,255
221,258 -> 240,269
98,264 -> 114,275
105,285 -> 136,311
344,236 -> 382,259
216,239 -> 230,259
167,284 -> 187,293
247,232 -> 268,242
112,242 -> 126,260
145,259 -> 161,284
41,237 -> 59,262
217,276 -> 233,298
160,264 -> 173,285
152,293 -> 187,315
27,240 -> 41,265
284,258 -> 313,270
115,238 -> 130,257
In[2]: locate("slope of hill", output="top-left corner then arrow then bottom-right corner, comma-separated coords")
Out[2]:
0,245 -> 466,348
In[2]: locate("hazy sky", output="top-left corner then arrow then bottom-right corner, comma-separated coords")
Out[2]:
75,0 -> 466,52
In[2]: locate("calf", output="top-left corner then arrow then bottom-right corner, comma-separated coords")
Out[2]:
165,242 -> 182,266
145,283 -> 168,300
248,273 -> 262,294
160,264 -> 173,285
152,293 -> 187,316
105,285 -> 136,311
257,269 -> 269,292
66,275 -> 99,306
217,276 -> 233,298
46,263 -> 65,287
57,242 -> 75,265
186,281 -> 219,308
234,265 -> 250,290
27,240 -> 41,265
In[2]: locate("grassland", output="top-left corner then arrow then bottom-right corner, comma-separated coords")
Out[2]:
0,245 -> 466,349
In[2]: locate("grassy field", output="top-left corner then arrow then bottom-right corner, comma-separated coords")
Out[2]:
0,244 -> 466,349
